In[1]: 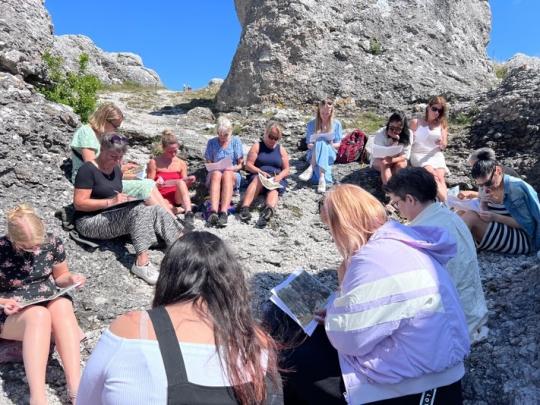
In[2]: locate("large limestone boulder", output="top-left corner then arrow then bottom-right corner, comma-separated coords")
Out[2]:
471,55 -> 540,190
0,0 -> 53,81
217,0 -> 495,111
52,35 -> 163,87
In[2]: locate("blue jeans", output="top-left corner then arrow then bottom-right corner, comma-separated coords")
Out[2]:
306,140 -> 337,184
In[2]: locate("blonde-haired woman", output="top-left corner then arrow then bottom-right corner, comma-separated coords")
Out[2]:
0,204 -> 85,405
204,116 -> 244,227
269,184 -> 470,404
147,130 -> 196,228
70,103 -> 175,216
410,96 -> 449,201
298,98 -> 343,193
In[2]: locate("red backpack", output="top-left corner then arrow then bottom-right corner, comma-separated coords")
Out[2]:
336,129 -> 367,164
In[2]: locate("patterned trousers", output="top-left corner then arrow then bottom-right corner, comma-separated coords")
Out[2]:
75,203 -> 182,254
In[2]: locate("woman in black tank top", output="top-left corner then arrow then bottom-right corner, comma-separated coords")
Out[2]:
239,122 -> 290,227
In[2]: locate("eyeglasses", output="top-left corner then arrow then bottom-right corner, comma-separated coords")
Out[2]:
320,100 -> 333,107
477,169 -> 496,189
388,125 -> 403,133
430,106 -> 443,114
110,134 -> 128,145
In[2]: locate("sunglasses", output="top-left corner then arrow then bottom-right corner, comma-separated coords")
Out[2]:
320,100 -> 333,107
107,119 -> 122,129
110,134 -> 128,145
15,243 -> 41,253
430,106 -> 443,114
268,134 -> 281,141
478,169 -> 496,188
388,125 -> 403,133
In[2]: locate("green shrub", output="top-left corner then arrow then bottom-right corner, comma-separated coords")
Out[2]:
39,52 -> 101,122
369,38 -> 383,55
494,65 -> 508,80
345,111 -> 386,134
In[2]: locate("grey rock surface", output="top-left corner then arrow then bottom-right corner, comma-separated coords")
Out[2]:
0,0 -> 53,81
471,58 -> 540,191
217,0 -> 496,111
52,35 -> 163,87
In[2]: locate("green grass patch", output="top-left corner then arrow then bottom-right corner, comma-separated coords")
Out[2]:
344,111 -> 386,134
368,38 -> 383,55
494,64 -> 508,80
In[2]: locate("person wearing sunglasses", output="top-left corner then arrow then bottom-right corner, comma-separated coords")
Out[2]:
70,103 -> 176,217
73,133 -> 183,285
298,98 -> 343,193
0,204 -> 86,404
370,111 -> 413,185
238,122 -> 290,227
409,96 -> 449,201
460,150 -> 540,255
147,129 -> 197,228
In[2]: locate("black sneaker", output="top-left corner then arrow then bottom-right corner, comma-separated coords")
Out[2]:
216,211 -> 228,228
207,211 -> 219,227
256,206 -> 274,228
239,206 -> 252,222
184,211 -> 195,230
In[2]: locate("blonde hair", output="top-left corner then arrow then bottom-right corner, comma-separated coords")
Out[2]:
89,103 -> 124,135
315,97 -> 335,133
321,184 -> 387,259
161,129 -> 179,148
265,121 -> 283,139
424,95 -> 448,129
6,204 -> 45,245
216,116 -> 233,135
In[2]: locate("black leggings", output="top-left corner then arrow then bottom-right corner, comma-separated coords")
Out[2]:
262,303 -> 463,405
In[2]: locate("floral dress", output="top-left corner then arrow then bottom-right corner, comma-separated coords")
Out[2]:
0,234 -> 66,328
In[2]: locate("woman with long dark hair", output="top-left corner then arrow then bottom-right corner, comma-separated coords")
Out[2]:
370,111 -> 412,185
77,232 -> 282,405
461,150 -> 540,254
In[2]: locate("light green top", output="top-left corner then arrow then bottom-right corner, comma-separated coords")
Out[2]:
69,124 -> 154,199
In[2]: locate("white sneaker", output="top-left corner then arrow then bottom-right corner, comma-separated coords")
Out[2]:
131,261 -> 159,285
317,177 -> 327,193
298,165 -> 313,182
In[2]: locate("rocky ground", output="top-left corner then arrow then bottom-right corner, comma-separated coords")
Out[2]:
0,86 -> 538,404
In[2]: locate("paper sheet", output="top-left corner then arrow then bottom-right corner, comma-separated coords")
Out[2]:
205,156 -> 233,172
447,196 -> 482,213
309,132 -> 335,143
258,173 -> 283,190
15,283 -> 81,309
371,144 -> 404,158
270,267 -> 334,336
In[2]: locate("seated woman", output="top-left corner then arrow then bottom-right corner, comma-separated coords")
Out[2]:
204,116 -> 245,227
371,111 -> 412,185
77,231 -> 281,405
298,98 -> 343,193
70,102 -> 175,216
460,150 -> 540,255
73,133 -> 183,285
147,129 -> 196,227
239,122 -> 290,227
265,184 -> 469,404
0,204 -> 85,405
410,96 -> 449,201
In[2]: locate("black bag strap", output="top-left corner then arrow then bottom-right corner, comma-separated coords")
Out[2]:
147,307 -> 188,387
71,147 -> 84,162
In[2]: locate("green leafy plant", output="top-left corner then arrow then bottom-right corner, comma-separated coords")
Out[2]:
39,52 -> 101,122
494,64 -> 508,80
368,38 -> 383,55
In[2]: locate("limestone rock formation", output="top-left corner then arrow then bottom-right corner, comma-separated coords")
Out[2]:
0,0 -> 53,81
217,0 -> 495,111
52,35 -> 163,87
471,55 -> 540,190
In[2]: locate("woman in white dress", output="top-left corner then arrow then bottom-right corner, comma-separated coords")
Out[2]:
410,96 -> 449,201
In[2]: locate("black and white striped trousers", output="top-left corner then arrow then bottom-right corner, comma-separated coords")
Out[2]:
75,204 -> 182,254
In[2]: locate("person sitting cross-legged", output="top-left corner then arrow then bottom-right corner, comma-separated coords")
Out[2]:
239,122 -> 290,227
385,167 -> 488,342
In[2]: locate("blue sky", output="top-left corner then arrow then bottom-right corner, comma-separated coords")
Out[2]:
46,0 -> 539,91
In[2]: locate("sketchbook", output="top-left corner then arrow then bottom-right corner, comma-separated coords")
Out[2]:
270,268 -> 334,336
371,144 -> 404,158
309,132 -> 334,143
447,196 -> 482,213
2,283 -> 82,309
205,156 -> 233,172
258,173 -> 283,190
